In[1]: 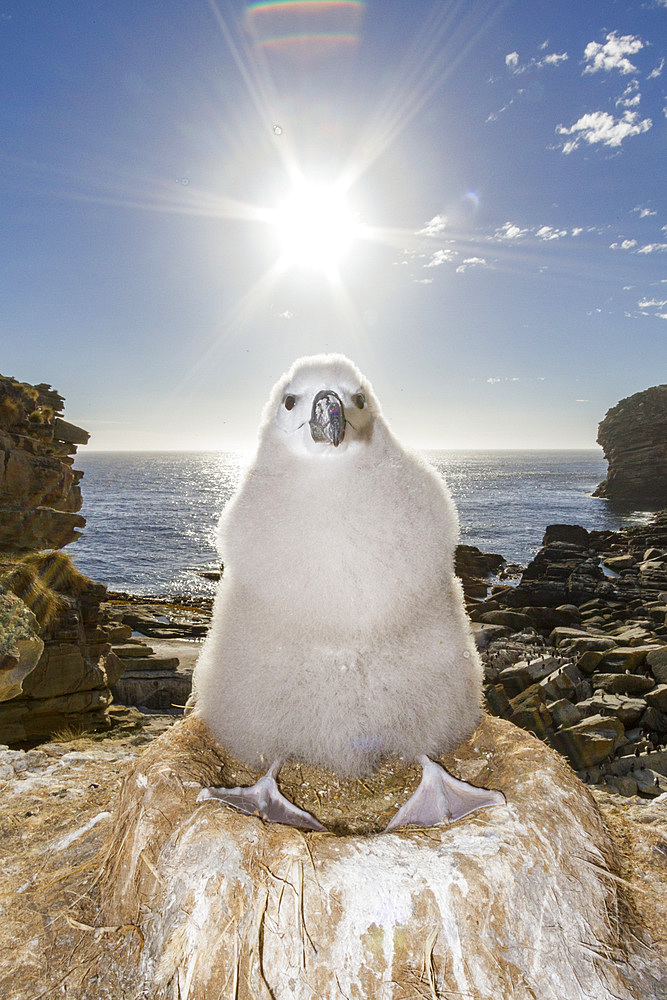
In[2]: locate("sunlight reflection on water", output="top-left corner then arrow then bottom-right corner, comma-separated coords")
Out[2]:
71,449 -> 651,599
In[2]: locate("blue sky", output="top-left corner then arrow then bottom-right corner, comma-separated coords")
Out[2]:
1,0 -> 665,450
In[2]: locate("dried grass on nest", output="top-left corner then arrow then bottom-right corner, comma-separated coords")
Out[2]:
0,550 -> 97,629
99,714 -> 622,893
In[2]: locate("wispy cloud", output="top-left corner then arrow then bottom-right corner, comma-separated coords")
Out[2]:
535,225 -> 568,240
648,57 -> 664,80
556,109 -> 652,153
494,222 -> 530,240
493,221 -> 580,242
418,214 -> 447,236
425,248 -> 458,268
610,239 -> 638,249
636,243 -> 667,254
583,32 -> 644,76
638,296 -> 667,320
616,80 -> 641,108
505,46 -> 568,75
632,206 -> 656,218
456,257 -> 487,273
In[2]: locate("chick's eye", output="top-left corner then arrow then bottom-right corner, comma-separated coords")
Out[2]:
352,392 -> 365,409
284,394 -> 296,411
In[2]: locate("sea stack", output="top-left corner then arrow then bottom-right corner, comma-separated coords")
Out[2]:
594,384 -> 667,506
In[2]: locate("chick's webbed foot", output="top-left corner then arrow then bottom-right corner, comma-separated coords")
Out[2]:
196,759 -> 325,832
385,755 -> 505,831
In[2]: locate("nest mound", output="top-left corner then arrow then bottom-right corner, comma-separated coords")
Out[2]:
84,714 -> 667,999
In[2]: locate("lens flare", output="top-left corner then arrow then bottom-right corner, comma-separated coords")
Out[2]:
245,0 -> 363,60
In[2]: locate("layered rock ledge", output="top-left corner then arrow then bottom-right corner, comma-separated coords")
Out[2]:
594,384 -> 667,505
0,373 -> 135,742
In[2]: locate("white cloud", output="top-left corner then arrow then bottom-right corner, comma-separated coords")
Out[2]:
542,52 -> 568,68
610,239 -> 638,249
487,377 -> 502,384
648,57 -> 664,80
279,310 -> 293,319
556,110 -> 652,153
494,221 -> 529,240
492,222 -> 583,242
583,32 -> 643,76
636,243 -> 667,254
505,49 -> 567,75
535,225 -> 568,240
632,205 -> 656,218
425,248 -> 458,268
456,257 -> 487,273
417,214 -> 447,236
414,277 -> 433,284
616,80 -> 641,108
638,297 -> 667,309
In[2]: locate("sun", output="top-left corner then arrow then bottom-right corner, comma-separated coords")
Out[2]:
272,179 -> 361,272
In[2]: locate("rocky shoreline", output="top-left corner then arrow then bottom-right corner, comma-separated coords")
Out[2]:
473,511 -> 667,798
63,509 -> 667,808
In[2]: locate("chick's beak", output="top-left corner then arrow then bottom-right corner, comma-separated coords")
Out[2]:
309,390 -> 346,447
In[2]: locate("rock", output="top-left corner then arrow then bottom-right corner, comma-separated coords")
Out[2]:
539,669 -> 578,703
641,706 -> 667,733
0,687 -> 111,743
20,643 -> 108,699
498,580 -> 568,608
577,650 -> 604,675
606,774 -> 639,796
543,524 -> 591,547
634,768 -> 667,797
52,417 -> 90,445
111,642 -> 156,658
578,693 -> 647,726
599,645 -> 659,671
484,683 -> 512,717
549,698 -> 584,728
93,714 -> 651,1000
645,684 -> 667,713
455,544 -> 505,599
111,668 -> 191,710
603,554 -> 636,571
479,610 -> 532,629
103,651 -> 127,686
508,684 -> 552,737
647,647 -> 667,683
591,672 -> 655,696
472,622 -> 510,648
0,590 -> 44,701
550,727 -> 616,770
594,384 -> 667,505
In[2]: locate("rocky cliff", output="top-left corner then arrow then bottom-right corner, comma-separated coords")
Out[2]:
594,384 -> 667,505
0,374 -> 123,743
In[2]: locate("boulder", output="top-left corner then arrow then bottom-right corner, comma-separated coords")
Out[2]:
0,590 -> 44,701
95,714 -> 658,1000
591,672 -> 655,696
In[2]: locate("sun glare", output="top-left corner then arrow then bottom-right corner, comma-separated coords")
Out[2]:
272,179 -> 360,271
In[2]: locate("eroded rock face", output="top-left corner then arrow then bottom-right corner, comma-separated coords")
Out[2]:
94,714 -> 665,1000
594,385 -> 667,505
0,373 -> 127,743
0,375 -> 89,552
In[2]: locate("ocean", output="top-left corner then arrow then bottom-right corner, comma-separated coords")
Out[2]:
70,450 -> 653,601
